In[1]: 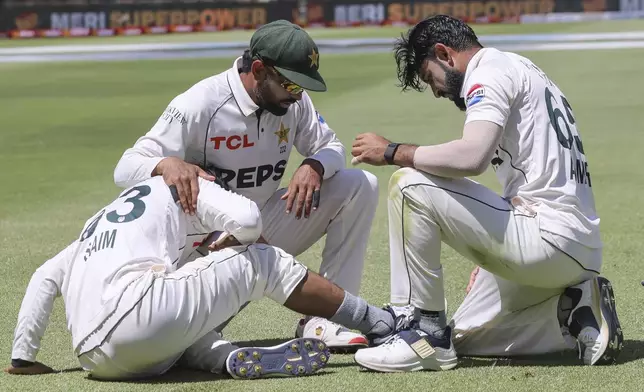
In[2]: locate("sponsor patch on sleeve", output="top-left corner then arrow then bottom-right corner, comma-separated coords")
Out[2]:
316,111 -> 326,124
465,84 -> 485,108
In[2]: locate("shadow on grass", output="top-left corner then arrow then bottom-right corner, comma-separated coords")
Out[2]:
356,339 -> 644,373
88,369 -> 337,385
82,337 -> 340,385
72,338 -> 644,382
455,339 -> 644,369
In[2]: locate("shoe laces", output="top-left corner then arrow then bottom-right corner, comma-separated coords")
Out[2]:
381,333 -> 402,347
384,304 -> 415,332
578,326 -> 599,348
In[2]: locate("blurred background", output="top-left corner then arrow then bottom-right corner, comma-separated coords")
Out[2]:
2,0 -> 642,37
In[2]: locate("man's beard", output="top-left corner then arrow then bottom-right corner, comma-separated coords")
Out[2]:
441,64 -> 467,112
255,81 -> 292,116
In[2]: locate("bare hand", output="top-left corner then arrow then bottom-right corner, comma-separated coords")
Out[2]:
4,361 -> 54,375
466,266 -> 480,294
281,161 -> 322,219
208,233 -> 242,251
208,234 -> 268,251
154,157 -> 216,216
351,133 -> 392,166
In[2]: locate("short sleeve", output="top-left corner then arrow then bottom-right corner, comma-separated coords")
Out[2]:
463,64 -> 519,128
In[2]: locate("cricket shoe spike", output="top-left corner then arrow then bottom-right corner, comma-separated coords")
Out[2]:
296,316 -> 368,353
355,327 -> 457,373
565,277 -> 623,365
226,338 -> 330,379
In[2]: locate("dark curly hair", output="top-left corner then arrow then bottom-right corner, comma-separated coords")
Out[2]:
394,15 -> 482,92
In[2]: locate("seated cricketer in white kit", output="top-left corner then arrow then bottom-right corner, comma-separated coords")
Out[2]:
5,176 -> 402,380
349,15 -> 623,372
112,20 -> 378,351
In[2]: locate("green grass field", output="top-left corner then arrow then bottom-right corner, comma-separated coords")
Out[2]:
2,20 -> 644,392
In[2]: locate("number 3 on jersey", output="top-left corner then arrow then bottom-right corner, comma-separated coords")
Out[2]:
106,185 -> 150,223
80,185 -> 151,241
545,88 -> 592,187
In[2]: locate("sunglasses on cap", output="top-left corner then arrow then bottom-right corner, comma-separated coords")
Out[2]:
252,54 -> 305,95
268,66 -> 304,95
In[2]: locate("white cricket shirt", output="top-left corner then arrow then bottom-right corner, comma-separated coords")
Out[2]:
460,48 -> 602,256
114,57 -> 346,209
11,177 -> 262,362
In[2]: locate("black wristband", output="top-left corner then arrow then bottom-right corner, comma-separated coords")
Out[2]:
11,358 -> 34,368
384,143 -> 400,165
301,158 -> 325,178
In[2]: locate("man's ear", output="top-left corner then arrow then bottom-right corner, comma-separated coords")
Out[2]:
251,60 -> 266,81
433,43 -> 453,66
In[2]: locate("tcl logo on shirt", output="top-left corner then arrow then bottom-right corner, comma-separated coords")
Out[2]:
217,160 -> 287,189
210,135 -> 255,150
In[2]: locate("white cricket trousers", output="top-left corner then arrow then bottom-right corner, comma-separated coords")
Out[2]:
388,168 -> 600,356
78,244 -> 307,380
260,168 -> 378,295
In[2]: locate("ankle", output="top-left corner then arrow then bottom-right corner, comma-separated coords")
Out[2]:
417,309 -> 447,338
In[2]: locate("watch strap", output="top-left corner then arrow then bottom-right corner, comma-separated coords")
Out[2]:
384,143 -> 400,165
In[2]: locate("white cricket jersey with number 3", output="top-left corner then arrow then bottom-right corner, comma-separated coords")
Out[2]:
63,177 -> 188,354
63,177 -> 260,355
460,48 -> 601,255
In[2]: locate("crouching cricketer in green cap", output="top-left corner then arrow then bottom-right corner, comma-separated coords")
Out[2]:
113,20 -> 380,352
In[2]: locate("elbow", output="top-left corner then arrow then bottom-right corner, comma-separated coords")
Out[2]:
113,155 -> 132,187
233,202 -> 263,244
113,166 -> 127,187
467,159 -> 490,176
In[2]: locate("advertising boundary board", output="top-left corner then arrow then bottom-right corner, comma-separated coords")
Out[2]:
0,0 -> 638,38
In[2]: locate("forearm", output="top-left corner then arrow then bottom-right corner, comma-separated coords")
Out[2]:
408,140 -> 489,178
114,148 -> 165,188
391,144 -> 419,168
196,179 -> 262,244
12,243 -> 71,362
308,142 -> 345,180
393,121 -> 502,178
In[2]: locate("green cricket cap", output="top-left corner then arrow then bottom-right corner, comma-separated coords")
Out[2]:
250,20 -> 326,92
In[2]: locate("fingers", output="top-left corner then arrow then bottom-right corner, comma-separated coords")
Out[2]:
208,234 -> 241,251
303,186 -> 314,218
312,189 -> 320,210
183,176 -> 196,215
173,179 -> 191,214
190,176 -> 200,214
293,185 -> 306,219
466,267 -> 480,294
284,185 -> 297,214
351,156 -> 361,166
197,167 -> 216,181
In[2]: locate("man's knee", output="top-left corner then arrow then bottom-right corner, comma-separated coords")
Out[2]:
329,168 -> 379,202
388,167 -> 436,206
246,245 -> 308,304
388,167 -> 446,193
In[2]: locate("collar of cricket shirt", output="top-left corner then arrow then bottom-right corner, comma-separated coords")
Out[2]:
459,48 -> 490,99
227,57 -> 260,117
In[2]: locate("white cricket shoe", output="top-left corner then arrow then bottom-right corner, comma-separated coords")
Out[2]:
354,327 -> 457,373
295,316 -> 368,352
565,276 -> 623,365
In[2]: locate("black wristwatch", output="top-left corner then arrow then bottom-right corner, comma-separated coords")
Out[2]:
384,143 -> 401,165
